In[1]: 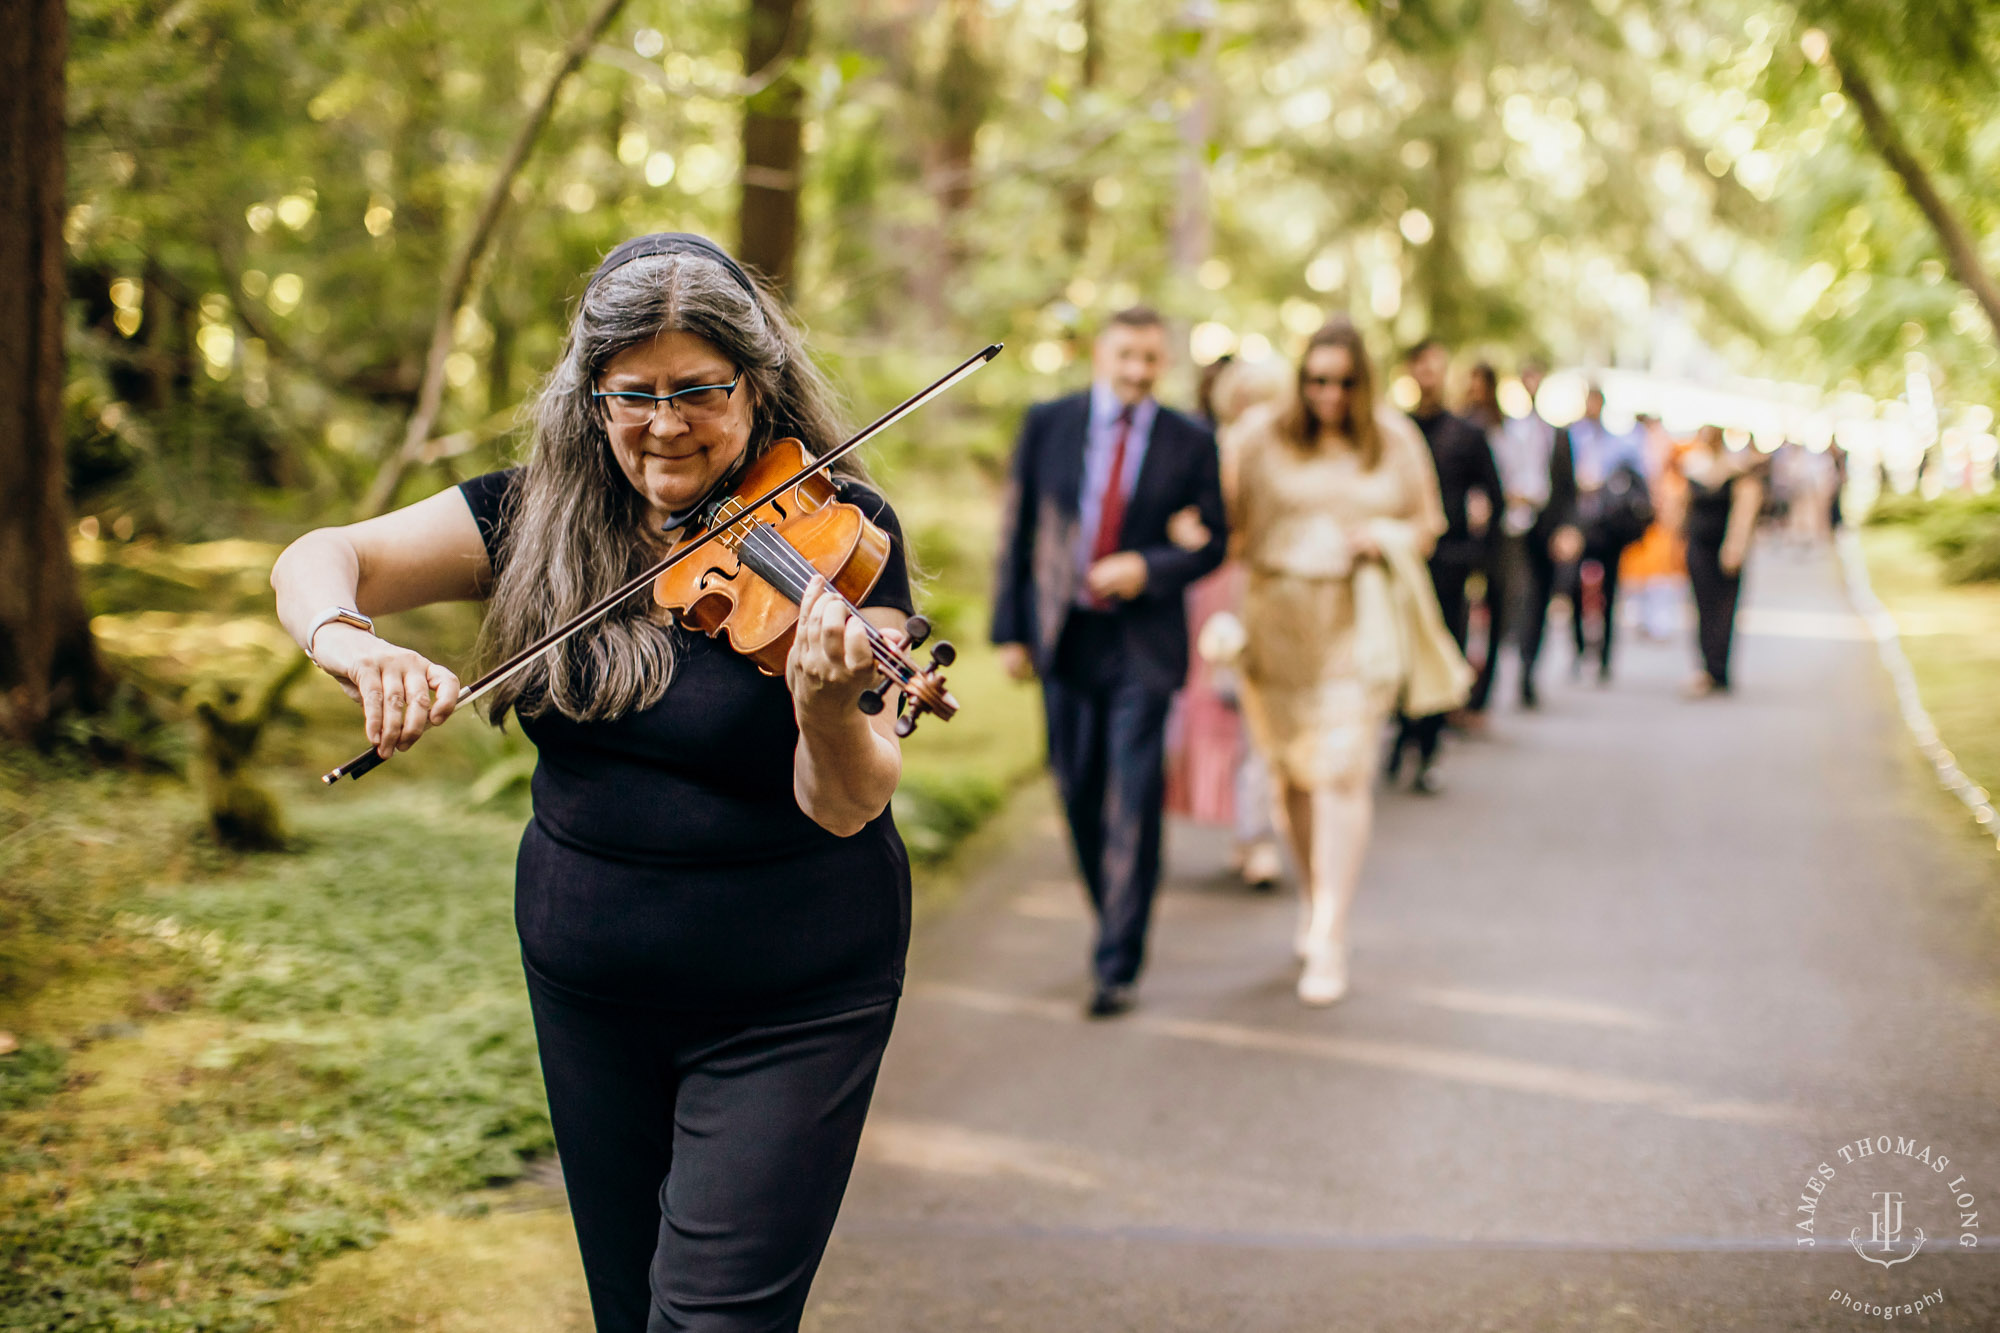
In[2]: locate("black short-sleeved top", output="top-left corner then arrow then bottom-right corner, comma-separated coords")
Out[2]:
460,467 -> 915,1019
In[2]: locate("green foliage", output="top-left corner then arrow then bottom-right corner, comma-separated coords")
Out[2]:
0,786 -> 546,1330
1866,489 -> 2000,582
0,1042 -> 69,1114
893,769 -> 1007,865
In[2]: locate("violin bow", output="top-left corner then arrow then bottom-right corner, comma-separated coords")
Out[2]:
321,342 -> 1004,784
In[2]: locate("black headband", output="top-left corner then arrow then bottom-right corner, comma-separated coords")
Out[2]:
585,232 -> 760,299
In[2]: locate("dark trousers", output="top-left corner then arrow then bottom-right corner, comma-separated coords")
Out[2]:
1567,539 -> 1626,673
1044,612 -> 1173,989
1685,539 -> 1742,687
1467,539 -> 1515,712
527,967 -> 895,1333
1517,535 -> 1558,689
1393,548 -> 1479,766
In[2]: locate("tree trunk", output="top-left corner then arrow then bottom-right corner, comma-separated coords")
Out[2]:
1170,10 -> 1216,277
1060,0 -> 1101,257
914,0 -> 993,325
740,0 -> 807,295
0,0 -> 103,744
1832,46 -> 2000,342
359,0 -> 632,518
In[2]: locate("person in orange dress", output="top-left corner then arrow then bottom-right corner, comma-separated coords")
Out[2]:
1619,414 -> 1689,641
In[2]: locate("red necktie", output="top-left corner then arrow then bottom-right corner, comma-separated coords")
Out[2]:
1091,407 -> 1135,567
1084,407 -> 1135,611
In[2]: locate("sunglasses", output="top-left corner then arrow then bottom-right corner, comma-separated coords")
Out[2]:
1305,375 -> 1359,391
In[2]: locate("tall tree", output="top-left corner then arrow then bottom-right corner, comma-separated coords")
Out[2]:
0,0 -> 102,744
1824,41 -> 2000,340
360,0 -> 633,516
1060,0 -> 1103,258
740,0 -> 807,294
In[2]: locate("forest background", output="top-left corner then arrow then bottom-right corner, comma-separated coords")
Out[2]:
4,0 -> 2000,1328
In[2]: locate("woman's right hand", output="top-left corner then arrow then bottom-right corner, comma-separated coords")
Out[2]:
309,624 -> 462,757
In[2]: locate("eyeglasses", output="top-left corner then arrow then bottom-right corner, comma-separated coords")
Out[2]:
1305,375 -> 1359,391
592,376 -> 740,427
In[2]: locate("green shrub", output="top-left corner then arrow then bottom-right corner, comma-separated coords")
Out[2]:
1865,490 -> 2000,584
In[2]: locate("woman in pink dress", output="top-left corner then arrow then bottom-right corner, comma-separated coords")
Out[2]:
1166,359 -> 1288,889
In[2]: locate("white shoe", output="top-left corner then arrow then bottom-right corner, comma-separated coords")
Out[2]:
1298,942 -> 1349,1006
1242,842 -> 1284,891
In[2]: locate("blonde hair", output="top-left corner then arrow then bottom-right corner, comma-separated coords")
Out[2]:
1212,359 -> 1289,428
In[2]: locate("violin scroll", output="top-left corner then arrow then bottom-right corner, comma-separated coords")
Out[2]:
869,613 -> 957,737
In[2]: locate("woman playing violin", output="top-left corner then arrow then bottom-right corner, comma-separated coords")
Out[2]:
269,234 -> 916,1333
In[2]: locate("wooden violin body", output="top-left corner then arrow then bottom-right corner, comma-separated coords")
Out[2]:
651,438 -> 957,730
321,346 -> 998,783
652,440 -> 890,676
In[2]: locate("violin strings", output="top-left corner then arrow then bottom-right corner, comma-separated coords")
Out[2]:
734,522 -> 918,686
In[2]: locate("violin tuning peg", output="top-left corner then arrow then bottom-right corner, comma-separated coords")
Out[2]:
857,679 -> 892,716
903,615 -> 931,649
894,713 -> 918,738
928,640 -> 956,669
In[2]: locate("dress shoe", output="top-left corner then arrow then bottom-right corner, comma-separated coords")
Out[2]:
1086,984 -> 1135,1019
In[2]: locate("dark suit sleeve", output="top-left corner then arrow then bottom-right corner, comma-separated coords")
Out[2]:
1475,424 -> 1504,514
989,404 -> 1042,646
1546,426 -> 1577,535
1135,420 -> 1228,603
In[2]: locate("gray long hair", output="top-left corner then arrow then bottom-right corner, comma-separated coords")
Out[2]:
477,251 -> 862,723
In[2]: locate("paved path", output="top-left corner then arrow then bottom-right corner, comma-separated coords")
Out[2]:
807,550 -> 2000,1331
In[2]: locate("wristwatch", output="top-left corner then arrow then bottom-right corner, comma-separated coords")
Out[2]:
304,606 -> 375,666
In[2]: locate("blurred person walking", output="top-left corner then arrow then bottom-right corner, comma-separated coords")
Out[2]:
1496,361 -> 1579,709
1387,339 -> 1500,785
1459,361 -> 1512,717
1620,414 -> 1690,642
1680,425 -> 1766,696
1227,319 -> 1465,1005
1563,385 -> 1650,683
1169,358 -> 1289,889
992,308 -> 1229,1018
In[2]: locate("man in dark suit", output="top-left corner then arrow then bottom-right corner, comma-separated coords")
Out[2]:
1389,338 -> 1501,794
1507,361 -> 1581,707
991,307 -> 1228,1018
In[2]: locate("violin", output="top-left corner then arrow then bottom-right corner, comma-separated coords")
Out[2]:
321,344 -> 1001,783
653,437 -> 957,731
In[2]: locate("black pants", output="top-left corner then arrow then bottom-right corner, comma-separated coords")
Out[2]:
1467,538 -> 1515,712
1685,539 -> 1742,687
1044,613 -> 1173,989
1567,539 -> 1626,673
1517,535 -> 1558,690
527,967 -> 896,1333
1393,549 -> 1479,766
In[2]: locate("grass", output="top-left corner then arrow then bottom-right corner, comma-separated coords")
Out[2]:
1,516 -> 1043,1331
1860,524 -> 2000,815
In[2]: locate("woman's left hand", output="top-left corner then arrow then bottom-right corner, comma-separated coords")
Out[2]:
788,575 -> 900,728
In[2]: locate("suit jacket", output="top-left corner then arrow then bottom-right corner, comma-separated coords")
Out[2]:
990,390 -> 1228,695
1527,424 -> 1579,554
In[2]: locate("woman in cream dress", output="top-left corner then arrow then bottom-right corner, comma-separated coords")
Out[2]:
1228,319 -> 1446,1004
